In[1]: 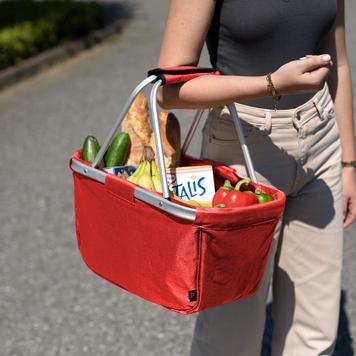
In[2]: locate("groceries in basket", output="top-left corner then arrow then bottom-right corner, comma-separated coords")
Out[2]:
124,146 -> 214,206
104,165 -> 136,178
81,132 -> 131,168
127,146 -> 163,192
125,146 -> 215,208
104,132 -> 131,167
82,135 -> 105,168
81,133 -> 274,208
80,92 -> 274,209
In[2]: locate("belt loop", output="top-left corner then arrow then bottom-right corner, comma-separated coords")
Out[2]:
263,111 -> 272,134
292,110 -> 301,130
312,100 -> 324,120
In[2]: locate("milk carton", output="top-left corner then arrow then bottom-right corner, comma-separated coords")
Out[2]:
166,165 -> 215,205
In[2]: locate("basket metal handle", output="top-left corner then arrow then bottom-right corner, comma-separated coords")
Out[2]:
148,80 -> 170,198
180,106 -> 258,184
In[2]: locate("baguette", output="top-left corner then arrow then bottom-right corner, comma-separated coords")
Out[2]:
149,111 -> 181,168
121,119 -> 145,166
126,93 -> 152,145
122,94 -> 181,168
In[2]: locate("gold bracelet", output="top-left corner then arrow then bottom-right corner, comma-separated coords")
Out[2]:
266,72 -> 281,111
341,160 -> 356,168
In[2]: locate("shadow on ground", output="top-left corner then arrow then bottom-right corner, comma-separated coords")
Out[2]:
261,290 -> 354,356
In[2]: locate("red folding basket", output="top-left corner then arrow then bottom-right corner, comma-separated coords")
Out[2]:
69,67 -> 286,314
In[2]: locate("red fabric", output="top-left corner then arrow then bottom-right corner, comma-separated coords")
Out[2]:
70,150 -> 285,314
160,66 -> 221,85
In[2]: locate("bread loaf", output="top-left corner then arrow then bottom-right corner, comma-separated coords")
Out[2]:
149,111 -> 181,168
122,94 -> 181,168
121,93 -> 151,165
126,93 -> 152,145
121,119 -> 145,166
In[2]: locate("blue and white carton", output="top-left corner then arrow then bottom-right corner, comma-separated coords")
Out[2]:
166,165 -> 215,205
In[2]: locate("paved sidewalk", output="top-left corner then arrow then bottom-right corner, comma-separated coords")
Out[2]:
0,1 -> 355,355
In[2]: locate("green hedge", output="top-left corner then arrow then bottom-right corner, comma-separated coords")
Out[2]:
0,0 -> 105,70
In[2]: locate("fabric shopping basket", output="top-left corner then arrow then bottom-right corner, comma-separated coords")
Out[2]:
69,67 -> 286,314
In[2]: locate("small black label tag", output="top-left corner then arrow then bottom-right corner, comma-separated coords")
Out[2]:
188,290 -> 197,302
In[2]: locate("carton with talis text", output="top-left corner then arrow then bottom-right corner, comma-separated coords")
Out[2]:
166,166 -> 215,206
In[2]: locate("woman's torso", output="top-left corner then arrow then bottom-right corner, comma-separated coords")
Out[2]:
206,0 -> 337,109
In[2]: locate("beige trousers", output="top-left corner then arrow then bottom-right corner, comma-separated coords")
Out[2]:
190,84 -> 344,356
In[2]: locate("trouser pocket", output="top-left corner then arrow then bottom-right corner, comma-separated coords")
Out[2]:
201,108 -> 258,164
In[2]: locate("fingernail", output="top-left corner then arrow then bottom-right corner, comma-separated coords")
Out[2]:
299,56 -> 307,60
321,54 -> 331,62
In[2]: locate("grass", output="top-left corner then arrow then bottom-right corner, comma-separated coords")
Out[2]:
0,0 -> 106,70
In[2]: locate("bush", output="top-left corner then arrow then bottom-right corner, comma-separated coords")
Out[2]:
0,0 -> 105,70
0,20 -> 56,69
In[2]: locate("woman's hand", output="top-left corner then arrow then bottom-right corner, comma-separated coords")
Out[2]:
272,54 -> 333,95
343,167 -> 356,228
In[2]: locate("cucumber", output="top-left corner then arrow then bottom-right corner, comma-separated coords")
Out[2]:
82,135 -> 105,168
104,132 -> 131,167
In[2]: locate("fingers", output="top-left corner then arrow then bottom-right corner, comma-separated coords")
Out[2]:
274,54 -> 333,95
343,197 -> 356,229
299,54 -> 333,72
297,55 -> 332,90
344,213 -> 355,229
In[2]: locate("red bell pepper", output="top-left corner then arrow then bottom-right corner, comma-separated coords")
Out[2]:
212,180 -> 234,206
226,179 -> 259,208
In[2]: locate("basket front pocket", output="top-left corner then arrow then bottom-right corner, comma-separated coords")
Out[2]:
197,218 -> 278,311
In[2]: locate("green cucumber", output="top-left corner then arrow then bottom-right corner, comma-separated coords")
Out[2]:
82,135 -> 105,168
104,132 -> 131,167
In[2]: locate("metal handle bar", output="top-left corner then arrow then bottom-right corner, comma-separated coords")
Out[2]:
180,106 -> 258,183
148,80 -> 170,198
181,109 -> 206,155
228,104 -> 258,183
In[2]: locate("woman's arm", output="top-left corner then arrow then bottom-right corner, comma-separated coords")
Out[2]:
321,0 -> 356,162
157,0 -> 268,109
158,0 -> 333,110
318,0 -> 356,228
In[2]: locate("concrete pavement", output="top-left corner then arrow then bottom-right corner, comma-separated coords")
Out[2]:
0,1 -> 355,355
